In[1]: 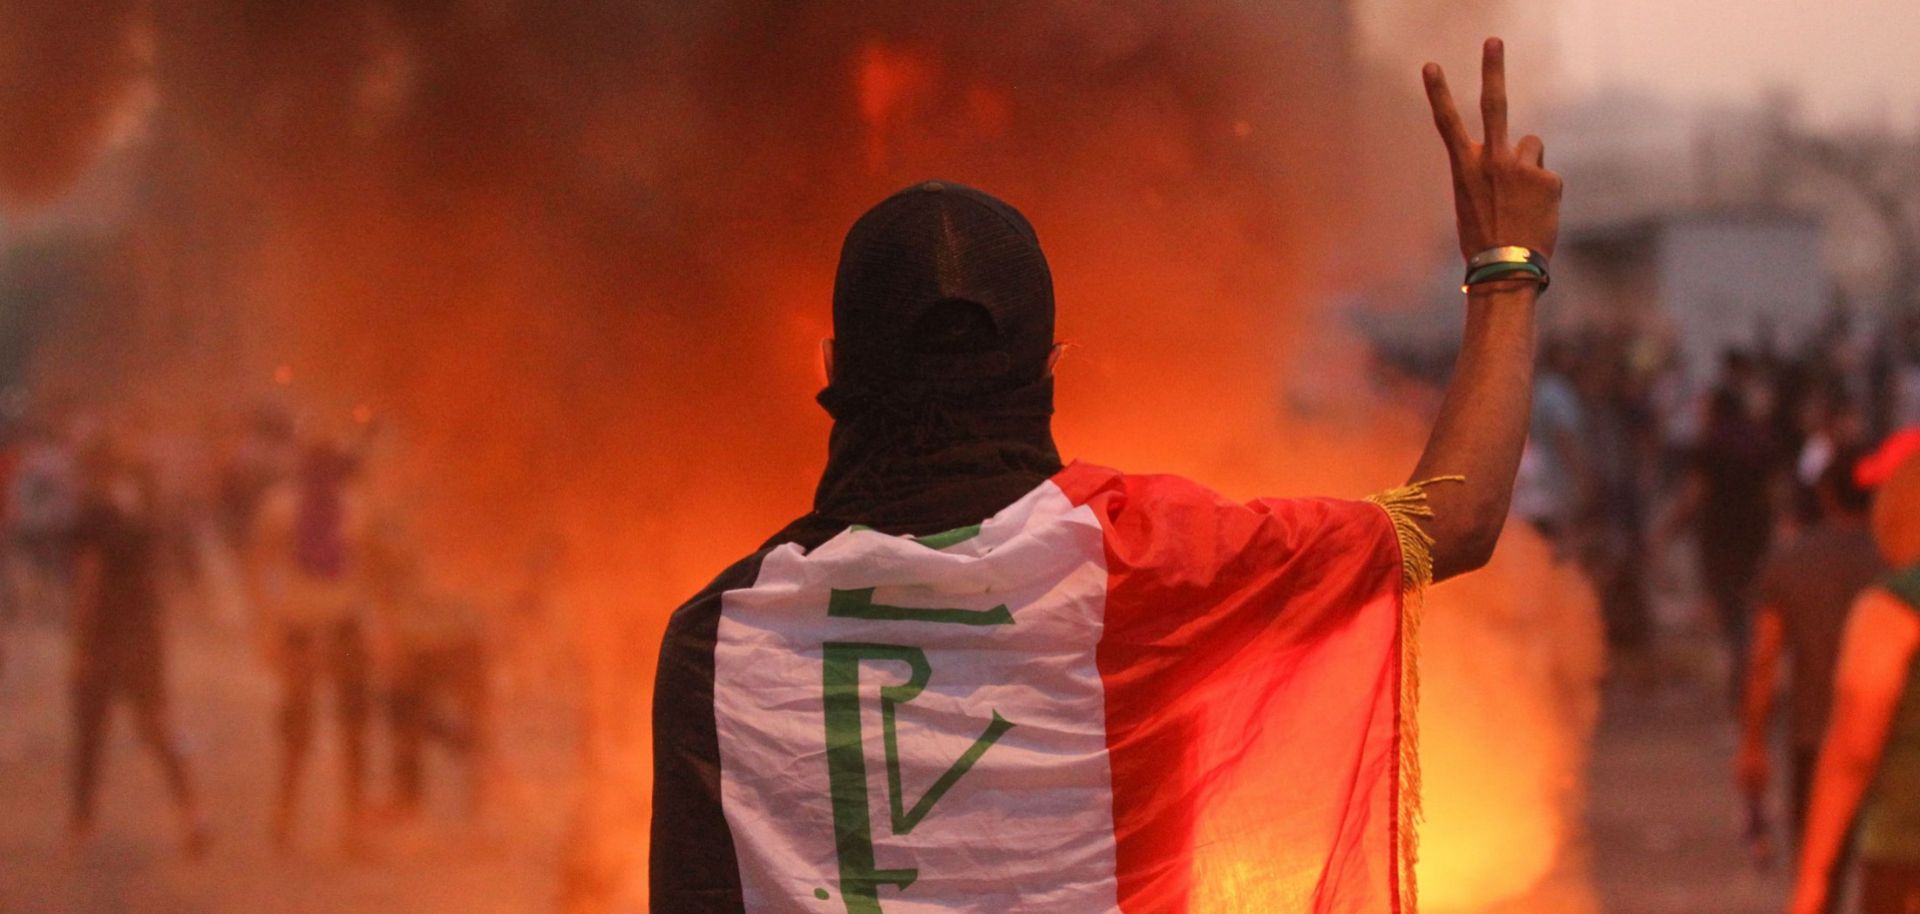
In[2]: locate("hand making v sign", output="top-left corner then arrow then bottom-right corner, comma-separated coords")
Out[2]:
1406,38 -> 1564,583
1423,38 -> 1564,275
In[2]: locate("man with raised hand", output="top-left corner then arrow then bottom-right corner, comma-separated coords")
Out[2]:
651,38 -> 1559,913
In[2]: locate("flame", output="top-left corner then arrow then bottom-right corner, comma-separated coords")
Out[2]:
1417,531 -> 1603,911
0,3 -> 1598,911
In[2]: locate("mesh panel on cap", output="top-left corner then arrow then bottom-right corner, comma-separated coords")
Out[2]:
831,181 -> 1054,390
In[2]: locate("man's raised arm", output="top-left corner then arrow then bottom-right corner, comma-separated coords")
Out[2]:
1406,38 -> 1563,582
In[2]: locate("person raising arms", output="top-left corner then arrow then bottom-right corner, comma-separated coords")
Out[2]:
649,38 -> 1559,913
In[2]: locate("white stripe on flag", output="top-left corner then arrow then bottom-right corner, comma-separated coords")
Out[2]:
715,481 -> 1120,913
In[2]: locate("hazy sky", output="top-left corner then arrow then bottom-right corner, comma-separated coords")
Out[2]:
1557,0 -> 1920,124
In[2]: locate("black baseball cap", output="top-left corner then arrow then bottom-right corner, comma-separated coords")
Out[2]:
830,180 -> 1054,393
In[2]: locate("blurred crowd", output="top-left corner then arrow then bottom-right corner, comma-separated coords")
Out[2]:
1514,306 -> 1916,676
1511,302 -> 1920,910
0,400 -> 572,861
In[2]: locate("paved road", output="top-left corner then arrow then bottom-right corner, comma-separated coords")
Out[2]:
0,607 -> 1819,914
0,620 -> 581,914
1587,663 -> 1801,914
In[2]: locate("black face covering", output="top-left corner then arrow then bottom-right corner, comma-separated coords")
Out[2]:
803,181 -> 1063,535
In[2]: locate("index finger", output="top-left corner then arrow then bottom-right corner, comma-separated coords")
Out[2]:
1481,37 -> 1509,152
1422,63 -> 1471,156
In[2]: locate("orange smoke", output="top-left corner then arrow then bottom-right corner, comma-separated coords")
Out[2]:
857,42 -> 936,170
0,2 -> 1599,911
1418,532 -> 1603,911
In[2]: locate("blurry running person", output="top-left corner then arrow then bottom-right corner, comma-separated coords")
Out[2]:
1738,451 -> 1879,906
386,592 -> 493,820
1514,339 -> 1586,549
1574,348 -> 1654,667
368,521 -> 494,822
1791,447 -> 1920,913
249,440 -> 375,853
67,438 -> 209,857
218,405 -> 295,551
8,418 -> 77,625
1671,386 -> 1781,707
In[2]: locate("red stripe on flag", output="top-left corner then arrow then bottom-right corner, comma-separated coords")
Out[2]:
1055,463 -> 1407,913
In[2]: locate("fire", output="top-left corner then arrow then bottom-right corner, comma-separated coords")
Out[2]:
0,3 -> 1600,910
1126,402 -> 1602,913
1416,530 -> 1603,911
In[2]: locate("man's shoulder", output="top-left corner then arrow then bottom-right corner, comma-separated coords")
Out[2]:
1051,461 -> 1378,539
1052,461 -> 1237,506
1051,462 -> 1224,520
664,514 -> 851,622
669,546 -> 781,619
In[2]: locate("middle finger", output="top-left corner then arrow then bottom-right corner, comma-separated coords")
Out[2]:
1481,37 -> 1509,153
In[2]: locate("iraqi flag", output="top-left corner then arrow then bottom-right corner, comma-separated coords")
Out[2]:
652,461 -> 1433,913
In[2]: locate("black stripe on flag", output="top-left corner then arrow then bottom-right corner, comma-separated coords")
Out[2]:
650,548 -> 771,913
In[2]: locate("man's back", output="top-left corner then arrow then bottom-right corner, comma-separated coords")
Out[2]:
651,462 -> 1413,912
71,496 -> 163,650
651,54 -> 1566,905
1763,522 -> 1885,748
250,473 -> 375,629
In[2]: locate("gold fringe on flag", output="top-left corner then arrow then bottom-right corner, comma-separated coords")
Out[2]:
1364,475 -> 1463,914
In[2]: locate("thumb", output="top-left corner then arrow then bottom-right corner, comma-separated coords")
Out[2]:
1515,135 -> 1545,168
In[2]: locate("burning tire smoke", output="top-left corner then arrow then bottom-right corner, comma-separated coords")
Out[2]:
0,1 -> 1598,911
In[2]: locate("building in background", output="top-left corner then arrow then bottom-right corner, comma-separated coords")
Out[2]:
1553,208 -> 1826,383
1360,87 -> 1918,407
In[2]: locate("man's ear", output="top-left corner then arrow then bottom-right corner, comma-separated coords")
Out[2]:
821,338 -> 836,384
1046,342 -> 1066,377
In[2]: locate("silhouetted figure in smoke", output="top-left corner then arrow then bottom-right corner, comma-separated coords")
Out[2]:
1514,339 -> 1587,545
7,418 -> 77,626
67,437 -> 209,858
249,440 -> 375,854
366,520 -> 494,822
1671,380 -> 1780,707
385,599 -> 493,819
1738,451 -> 1879,907
218,405 -> 295,551
1568,342 -> 1655,664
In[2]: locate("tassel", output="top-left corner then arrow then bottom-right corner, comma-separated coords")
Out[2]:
1364,475 -> 1463,914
